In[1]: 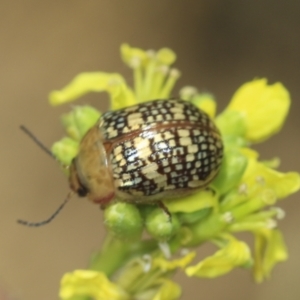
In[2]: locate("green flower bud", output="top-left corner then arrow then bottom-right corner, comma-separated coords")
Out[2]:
179,86 -> 198,100
51,137 -> 79,167
211,149 -> 248,195
145,208 -> 180,241
191,93 -> 216,118
104,203 -> 143,240
61,105 -> 101,141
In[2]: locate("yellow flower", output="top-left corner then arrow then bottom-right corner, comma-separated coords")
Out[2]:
226,78 -> 290,142
220,148 -> 300,214
253,229 -> 288,282
60,270 -> 130,300
49,44 -> 180,112
121,44 -> 178,102
49,72 -> 136,110
48,44 -> 299,298
152,279 -> 181,300
241,149 -> 300,199
185,235 -> 252,278
121,44 -> 176,68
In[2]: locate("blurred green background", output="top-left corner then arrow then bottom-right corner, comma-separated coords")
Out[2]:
1,1 -> 300,299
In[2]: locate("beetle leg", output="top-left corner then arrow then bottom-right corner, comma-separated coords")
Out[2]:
205,186 -> 216,196
158,201 -> 172,221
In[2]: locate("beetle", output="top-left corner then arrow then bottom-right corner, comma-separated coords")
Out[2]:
69,98 -> 223,206
18,98 -> 223,227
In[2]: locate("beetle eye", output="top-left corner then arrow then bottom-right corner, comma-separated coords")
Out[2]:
77,185 -> 88,197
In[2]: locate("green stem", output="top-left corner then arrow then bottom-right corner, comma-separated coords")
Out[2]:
127,266 -> 162,294
89,233 -> 157,277
132,269 -> 175,295
159,68 -> 180,98
149,66 -> 168,99
185,214 -> 229,246
89,234 -> 130,276
230,196 -> 273,221
134,66 -> 143,101
142,60 -> 157,101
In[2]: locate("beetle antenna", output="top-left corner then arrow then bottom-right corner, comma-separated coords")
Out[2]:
20,125 -> 55,159
17,192 -> 73,227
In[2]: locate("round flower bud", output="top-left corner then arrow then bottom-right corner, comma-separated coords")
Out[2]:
104,203 -> 143,240
145,208 -> 180,241
61,105 -> 101,141
51,137 -> 79,167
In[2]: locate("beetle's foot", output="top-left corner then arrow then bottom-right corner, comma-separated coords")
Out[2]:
205,186 -> 216,195
158,201 -> 172,221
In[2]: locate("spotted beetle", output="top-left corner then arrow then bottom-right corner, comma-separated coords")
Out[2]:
69,98 -> 223,206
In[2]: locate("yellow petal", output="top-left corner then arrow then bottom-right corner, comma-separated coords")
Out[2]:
253,229 -> 288,282
186,235 -> 252,278
59,270 -> 130,300
49,72 -> 119,105
240,147 -> 259,160
261,157 -> 281,169
242,155 -> 300,199
153,251 -> 196,271
49,72 -> 136,110
227,79 -> 290,142
152,279 -> 181,300
107,79 -> 137,109
120,43 -> 149,68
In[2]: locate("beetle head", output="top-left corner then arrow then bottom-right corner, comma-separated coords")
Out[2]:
69,126 -> 115,205
69,160 -> 89,197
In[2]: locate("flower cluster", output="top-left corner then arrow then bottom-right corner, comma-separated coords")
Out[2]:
49,44 -> 300,300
